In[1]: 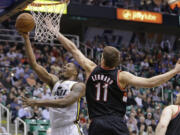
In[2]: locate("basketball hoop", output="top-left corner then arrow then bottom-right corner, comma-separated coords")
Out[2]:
26,0 -> 69,42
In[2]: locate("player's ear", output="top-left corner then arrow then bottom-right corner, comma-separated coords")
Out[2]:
101,54 -> 104,65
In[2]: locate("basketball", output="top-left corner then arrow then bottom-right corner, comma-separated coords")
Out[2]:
15,13 -> 35,33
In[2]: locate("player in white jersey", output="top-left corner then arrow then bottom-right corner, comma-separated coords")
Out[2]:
20,32 -> 85,135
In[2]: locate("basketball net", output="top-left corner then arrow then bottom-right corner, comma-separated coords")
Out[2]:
26,0 -> 69,42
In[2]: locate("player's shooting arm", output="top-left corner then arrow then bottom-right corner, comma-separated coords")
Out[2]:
155,106 -> 172,135
56,33 -> 96,76
22,33 -> 58,88
22,83 -> 85,108
118,59 -> 180,88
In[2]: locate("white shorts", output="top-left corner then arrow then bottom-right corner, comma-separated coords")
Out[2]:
51,123 -> 83,135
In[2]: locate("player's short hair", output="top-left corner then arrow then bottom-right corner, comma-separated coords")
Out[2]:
102,46 -> 120,68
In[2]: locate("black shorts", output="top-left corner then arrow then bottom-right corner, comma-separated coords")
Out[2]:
89,115 -> 129,135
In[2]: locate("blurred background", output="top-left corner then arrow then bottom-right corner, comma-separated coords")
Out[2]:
0,0 -> 180,135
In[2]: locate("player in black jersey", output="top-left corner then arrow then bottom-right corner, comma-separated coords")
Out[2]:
155,93 -> 180,135
48,23 -> 180,135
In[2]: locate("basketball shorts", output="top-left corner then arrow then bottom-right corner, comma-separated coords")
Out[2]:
89,115 -> 129,135
51,123 -> 83,135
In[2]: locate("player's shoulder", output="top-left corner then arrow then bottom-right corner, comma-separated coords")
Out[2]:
117,71 -> 129,80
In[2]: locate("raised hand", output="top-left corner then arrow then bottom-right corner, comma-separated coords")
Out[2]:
18,31 -> 29,39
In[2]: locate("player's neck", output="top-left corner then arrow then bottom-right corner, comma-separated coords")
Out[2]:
101,64 -> 115,70
67,76 -> 77,81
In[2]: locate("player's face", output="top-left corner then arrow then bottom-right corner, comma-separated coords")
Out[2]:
61,63 -> 77,79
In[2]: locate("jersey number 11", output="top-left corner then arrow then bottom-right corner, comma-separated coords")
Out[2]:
95,83 -> 108,102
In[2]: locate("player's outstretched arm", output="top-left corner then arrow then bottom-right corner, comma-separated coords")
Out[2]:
118,59 -> 180,88
57,33 -> 96,76
22,83 -> 85,108
155,106 -> 172,135
21,33 -> 58,88
46,21 -> 96,76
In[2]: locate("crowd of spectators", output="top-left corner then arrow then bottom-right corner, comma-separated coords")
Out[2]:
72,0 -> 180,15
0,29 -> 179,135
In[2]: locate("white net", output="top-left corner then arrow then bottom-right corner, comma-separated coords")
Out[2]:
26,0 -> 69,42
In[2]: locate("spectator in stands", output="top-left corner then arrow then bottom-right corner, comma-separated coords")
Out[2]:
10,97 -> 21,122
26,73 -> 36,87
14,63 -> 24,79
40,86 -> 51,100
147,125 -> 154,135
31,106 -> 42,120
18,106 -> 32,120
135,92 -> 143,107
160,39 -> 171,53
139,124 -> 147,135
33,83 -> 43,98
127,113 -> 138,133
137,116 -> 147,132
151,119 -> 157,131
173,4 -> 179,14
153,105 -> 162,121
145,112 -> 153,126
0,126 -> 7,134
41,107 -> 50,120
127,90 -> 136,106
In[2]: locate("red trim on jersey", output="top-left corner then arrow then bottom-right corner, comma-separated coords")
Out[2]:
172,106 -> 180,120
101,65 -> 115,70
117,70 -> 125,91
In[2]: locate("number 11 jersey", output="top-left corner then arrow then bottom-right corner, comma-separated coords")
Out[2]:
86,66 -> 127,119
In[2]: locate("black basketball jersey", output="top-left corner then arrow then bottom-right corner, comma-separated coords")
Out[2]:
166,106 -> 180,135
86,66 -> 127,119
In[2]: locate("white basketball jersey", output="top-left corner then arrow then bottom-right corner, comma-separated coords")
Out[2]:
50,80 -> 80,129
